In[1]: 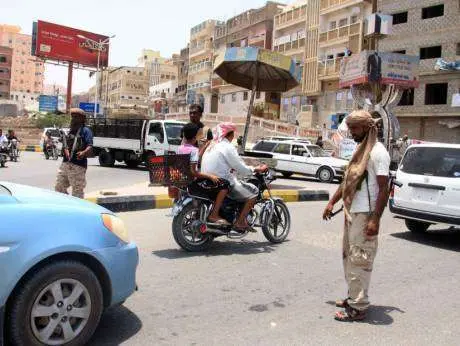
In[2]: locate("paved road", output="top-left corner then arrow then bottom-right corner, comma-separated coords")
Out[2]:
1,152 -> 338,195
88,203 -> 459,345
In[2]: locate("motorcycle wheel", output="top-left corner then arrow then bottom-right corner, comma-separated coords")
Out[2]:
172,202 -> 213,252
262,200 -> 291,243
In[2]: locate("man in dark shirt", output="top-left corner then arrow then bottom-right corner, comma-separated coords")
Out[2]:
55,108 -> 93,198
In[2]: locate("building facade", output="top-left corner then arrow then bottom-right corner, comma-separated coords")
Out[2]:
212,1 -> 285,117
188,20 -> 225,113
175,46 -> 189,113
0,46 -> 12,100
378,0 -> 460,142
0,25 -> 45,105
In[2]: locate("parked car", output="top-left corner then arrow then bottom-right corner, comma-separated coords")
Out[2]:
0,182 -> 138,345
250,139 -> 348,182
389,143 -> 460,232
87,118 -> 186,168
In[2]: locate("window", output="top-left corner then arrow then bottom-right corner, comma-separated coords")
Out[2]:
128,96 -> 133,99
392,11 -> 408,24
273,143 -> 291,155
400,147 -> 460,177
350,15 -> 358,24
393,49 -> 406,54
338,18 -> 348,27
231,93 -> 237,102
148,122 -> 164,143
422,4 -> 444,19
256,91 -> 261,99
456,43 -> 460,55
221,95 -> 225,103
0,56 -> 6,63
425,83 -> 448,105
398,88 -> 414,106
329,21 -> 336,30
420,46 -> 442,59
243,91 -> 248,101
292,145 -> 308,157
252,141 -> 277,152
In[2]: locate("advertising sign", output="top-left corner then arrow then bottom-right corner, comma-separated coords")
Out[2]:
39,95 -> 58,112
339,138 -> 357,160
79,102 -> 100,113
33,21 -> 109,67
339,51 -> 419,88
365,14 -> 393,36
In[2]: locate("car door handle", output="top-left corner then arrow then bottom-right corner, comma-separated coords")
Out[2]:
147,142 -> 151,145
408,183 -> 446,191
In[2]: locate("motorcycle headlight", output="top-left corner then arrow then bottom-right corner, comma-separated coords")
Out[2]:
102,214 -> 130,243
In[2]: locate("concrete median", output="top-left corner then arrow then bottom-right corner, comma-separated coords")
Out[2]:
19,145 -> 42,152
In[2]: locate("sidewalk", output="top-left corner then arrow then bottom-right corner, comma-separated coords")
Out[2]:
85,181 -> 329,213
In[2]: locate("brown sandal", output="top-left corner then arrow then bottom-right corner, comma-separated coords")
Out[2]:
334,306 -> 366,322
335,298 -> 350,308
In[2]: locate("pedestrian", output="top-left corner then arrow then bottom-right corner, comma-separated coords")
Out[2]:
316,135 -> 324,149
186,104 -> 213,150
323,110 -> 390,322
55,108 -> 93,199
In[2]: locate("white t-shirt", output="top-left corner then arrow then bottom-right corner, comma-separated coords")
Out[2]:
350,142 -> 390,213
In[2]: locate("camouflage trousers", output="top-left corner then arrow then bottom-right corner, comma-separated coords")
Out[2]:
55,162 -> 87,199
343,213 -> 379,311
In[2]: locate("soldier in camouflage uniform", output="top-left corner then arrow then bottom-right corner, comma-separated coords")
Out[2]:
55,108 -> 93,198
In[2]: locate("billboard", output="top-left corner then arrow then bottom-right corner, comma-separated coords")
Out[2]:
39,95 -> 58,112
365,14 -> 393,36
33,21 -> 109,67
79,102 -> 100,113
339,51 -> 419,88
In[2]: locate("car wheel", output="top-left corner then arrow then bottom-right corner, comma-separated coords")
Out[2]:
317,167 -> 334,183
405,219 -> 430,233
7,260 -> 103,346
281,172 -> 293,178
98,151 -> 115,167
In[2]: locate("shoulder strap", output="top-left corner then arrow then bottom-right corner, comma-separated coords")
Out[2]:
70,127 -> 82,160
366,173 -> 371,213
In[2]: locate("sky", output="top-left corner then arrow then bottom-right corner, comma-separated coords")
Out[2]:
1,0 -> 289,94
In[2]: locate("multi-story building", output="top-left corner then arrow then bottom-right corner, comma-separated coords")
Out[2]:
0,46 -> 12,100
378,0 -> 460,142
273,1 -> 309,124
212,2 -> 285,117
302,0 -> 373,127
188,20 -> 225,113
0,25 -> 45,105
99,66 -> 149,113
175,46 -> 189,112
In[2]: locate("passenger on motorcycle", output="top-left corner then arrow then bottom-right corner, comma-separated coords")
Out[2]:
0,129 -> 7,145
179,123 -> 230,225
201,122 -> 268,231
7,129 -> 19,142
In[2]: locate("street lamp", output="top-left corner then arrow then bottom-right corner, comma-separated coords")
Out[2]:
77,34 -> 115,118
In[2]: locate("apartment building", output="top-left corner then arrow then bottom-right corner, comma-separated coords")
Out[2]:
0,46 -> 12,100
175,46 -> 189,112
187,20 -> 225,113
212,2 -> 285,117
0,25 -> 45,105
378,0 -> 460,142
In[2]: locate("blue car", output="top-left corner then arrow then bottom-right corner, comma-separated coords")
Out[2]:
0,182 -> 138,346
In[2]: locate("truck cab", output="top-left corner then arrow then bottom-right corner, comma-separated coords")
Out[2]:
145,120 -> 184,155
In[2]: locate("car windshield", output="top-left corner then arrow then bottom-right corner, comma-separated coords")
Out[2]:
165,123 -> 184,146
47,129 -> 61,138
400,147 -> 460,177
307,145 -> 329,157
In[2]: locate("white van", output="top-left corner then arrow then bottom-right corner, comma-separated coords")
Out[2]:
389,143 -> 460,232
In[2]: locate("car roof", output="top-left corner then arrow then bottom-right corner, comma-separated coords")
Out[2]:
408,143 -> 460,149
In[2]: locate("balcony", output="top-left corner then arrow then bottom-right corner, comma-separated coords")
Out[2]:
317,57 -> 343,79
318,22 -> 360,47
189,42 -> 213,58
273,38 -> 306,54
320,0 -> 370,15
275,5 -> 307,30
188,61 -> 212,74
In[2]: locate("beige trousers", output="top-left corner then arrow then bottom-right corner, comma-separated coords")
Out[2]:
343,212 -> 378,311
55,162 -> 87,199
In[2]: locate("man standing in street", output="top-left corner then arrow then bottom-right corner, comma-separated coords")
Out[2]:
323,110 -> 390,322
188,104 -> 213,150
55,108 -> 93,198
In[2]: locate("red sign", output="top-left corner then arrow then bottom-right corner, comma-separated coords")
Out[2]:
33,21 -> 109,67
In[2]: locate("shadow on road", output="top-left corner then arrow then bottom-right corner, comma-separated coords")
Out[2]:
152,240 -> 284,259
391,228 -> 460,253
89,163 -> 148,172
88,305 -> 142,345
326,301 -> 405,325
279,174 -> 340,185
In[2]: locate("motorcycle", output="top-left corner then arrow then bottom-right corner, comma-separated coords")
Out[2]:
0,142 -> 8,167
45,140 -> 59,160
171,170 -> 291,252
8,139 -> 19,162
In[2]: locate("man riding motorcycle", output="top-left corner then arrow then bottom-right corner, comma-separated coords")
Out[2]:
201,122 -> 268,232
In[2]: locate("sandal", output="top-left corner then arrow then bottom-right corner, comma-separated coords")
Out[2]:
334,306 -> 366,322
233,224 -> 256,233
335,297 -> 350,308
208,218 -> 231,226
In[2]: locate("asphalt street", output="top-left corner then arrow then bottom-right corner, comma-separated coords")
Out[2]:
0,152 -> 338,195
87,202 -> 459,346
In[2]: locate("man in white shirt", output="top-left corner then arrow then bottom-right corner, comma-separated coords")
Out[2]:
201,123 -> 267,231
0,129 -> 7,145
323,110 -> 390,322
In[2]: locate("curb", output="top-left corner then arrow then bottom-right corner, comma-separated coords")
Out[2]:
86,189 -> 330,213
19,145 -> 42,152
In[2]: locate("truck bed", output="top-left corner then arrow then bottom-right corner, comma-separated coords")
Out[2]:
88,118 -> 145,152
93,137 -> 142,151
